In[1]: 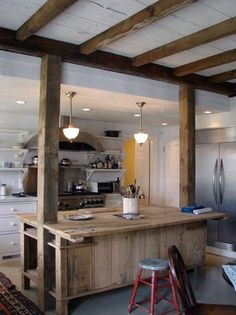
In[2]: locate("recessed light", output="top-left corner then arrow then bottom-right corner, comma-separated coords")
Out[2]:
161,122 -> 168,126
134,113 -> 140,117
16,100 -> 26,105
82,108 -> 91,112
204,110 -> 212,114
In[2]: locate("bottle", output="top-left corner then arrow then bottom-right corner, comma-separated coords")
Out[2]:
118,156 -> 122,169
0,184 -> 7,196
115,177 -> 120,193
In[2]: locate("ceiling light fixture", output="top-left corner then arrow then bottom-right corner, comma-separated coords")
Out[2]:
16,100 -> 26,104
162,122 -> 168,126
82,108 -> 91,112
204,110 -> 212,114
134,102 -> 148,144
63,92 -> 79,142
134,113 -> 140,117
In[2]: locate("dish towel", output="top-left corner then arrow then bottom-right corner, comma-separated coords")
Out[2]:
222,265 -> 236,290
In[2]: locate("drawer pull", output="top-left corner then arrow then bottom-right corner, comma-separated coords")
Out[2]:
10,241 -> 17,246
10,222 -> 17,226
10,208 -> 18,212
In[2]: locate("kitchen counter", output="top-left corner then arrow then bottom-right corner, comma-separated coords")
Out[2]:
18,205 -> 226,242
17,205 -> 226,315
0,195 -> 37,202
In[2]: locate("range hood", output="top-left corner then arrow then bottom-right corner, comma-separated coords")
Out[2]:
25,131 -> 104,152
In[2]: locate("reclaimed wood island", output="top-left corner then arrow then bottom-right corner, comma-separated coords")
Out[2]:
17,205 -> 226,315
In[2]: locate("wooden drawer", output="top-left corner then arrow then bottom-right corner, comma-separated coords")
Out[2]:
0,233 -> 20,257
0,216 -> 20,233
0,202 -> 36,216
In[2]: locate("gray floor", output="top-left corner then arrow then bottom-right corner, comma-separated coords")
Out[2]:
1,254 -> 236,314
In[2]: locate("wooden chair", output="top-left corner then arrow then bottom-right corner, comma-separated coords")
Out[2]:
168,245 -> 236,315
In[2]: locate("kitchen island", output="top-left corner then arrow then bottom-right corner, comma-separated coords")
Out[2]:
17,205 -> 226,315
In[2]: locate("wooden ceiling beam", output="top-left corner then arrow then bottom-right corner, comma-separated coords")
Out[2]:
79,0 -> 197,55
0,27 -> 234,96
132,16 -> 236,67
209,69 -> 236,83
174,48 -> 236,77
16,0 -> 78,41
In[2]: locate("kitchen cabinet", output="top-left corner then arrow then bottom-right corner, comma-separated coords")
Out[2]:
0,197 -> 37,260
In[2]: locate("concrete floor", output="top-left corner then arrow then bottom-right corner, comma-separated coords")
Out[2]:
0,254 -> 235,314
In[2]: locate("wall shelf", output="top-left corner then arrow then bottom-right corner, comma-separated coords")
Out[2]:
0,148 -> 28,152
0,168 -> 28,171
85,168 -> 125,181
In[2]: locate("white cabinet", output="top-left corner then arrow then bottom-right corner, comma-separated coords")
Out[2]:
0,198 -> 37,260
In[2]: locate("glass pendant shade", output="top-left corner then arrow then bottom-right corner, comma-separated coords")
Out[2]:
63,123 -> 79,140
134,102 -> 148,144
134,131 -> 148,144
63,91 -> 79,141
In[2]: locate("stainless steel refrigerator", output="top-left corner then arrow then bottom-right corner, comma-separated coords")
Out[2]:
196,127 -> 236,252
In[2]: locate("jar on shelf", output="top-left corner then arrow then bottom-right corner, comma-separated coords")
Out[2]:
0,184 -> 7,196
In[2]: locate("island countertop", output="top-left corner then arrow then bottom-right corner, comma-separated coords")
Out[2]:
17,205 -> 226,242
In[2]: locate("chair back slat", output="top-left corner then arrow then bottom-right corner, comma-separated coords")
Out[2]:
168,245 -> 197,315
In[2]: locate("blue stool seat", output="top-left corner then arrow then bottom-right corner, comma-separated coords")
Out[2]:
129,257 -> 180,315
139,258 -> 168,271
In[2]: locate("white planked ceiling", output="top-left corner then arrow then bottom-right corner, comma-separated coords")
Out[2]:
0,0 -> 235,125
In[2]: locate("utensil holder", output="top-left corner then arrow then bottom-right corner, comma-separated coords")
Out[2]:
123,197 -> 139,214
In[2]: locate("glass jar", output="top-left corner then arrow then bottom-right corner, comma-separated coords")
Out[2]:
0,184 -> 7,196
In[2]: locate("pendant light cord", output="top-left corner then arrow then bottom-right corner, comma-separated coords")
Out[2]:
66,91 -> 76,124
140,104 -> 143,132
69,95 -> 72,124
136,102 -> 145,132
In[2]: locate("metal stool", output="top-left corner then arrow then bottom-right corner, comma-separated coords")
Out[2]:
128,258 -> 180,315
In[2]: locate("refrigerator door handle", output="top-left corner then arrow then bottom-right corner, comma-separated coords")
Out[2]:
219,158 -> 225,204
213,158 -> 218,204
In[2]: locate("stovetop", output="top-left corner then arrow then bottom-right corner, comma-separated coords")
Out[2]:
59,191 -> 102,196
25,191 -> 102,197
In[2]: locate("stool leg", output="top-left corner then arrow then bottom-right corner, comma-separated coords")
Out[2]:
150,271 -> 156,315
169,271 -> 180,315
128,268 -> 142,313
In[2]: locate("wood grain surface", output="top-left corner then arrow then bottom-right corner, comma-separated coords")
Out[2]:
17,205 -> 226,242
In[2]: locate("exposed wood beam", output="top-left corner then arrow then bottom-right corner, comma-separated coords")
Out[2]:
132,16 -> 236,67
174,48 -> 236,77
79,0 -> 197,55
209,69 -> 236,83
16,0 -> 78,41
0,27 -> 234,96
179,84 -> 195,207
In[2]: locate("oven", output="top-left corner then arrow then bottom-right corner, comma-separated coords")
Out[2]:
58,191 -> 106,211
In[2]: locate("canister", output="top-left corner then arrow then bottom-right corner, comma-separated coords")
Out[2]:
0,184 -> 7,196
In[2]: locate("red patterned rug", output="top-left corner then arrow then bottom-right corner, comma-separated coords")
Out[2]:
0,272 -> 44,315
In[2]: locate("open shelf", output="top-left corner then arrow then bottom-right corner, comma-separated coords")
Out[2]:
0,167 -> 28,171
23,269 -> 38,284
24,227 -> 37,240
85,168 -> 125,181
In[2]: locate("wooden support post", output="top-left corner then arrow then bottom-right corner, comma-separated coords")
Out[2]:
179,84 -> 195,207
55,235 -> 68,315
20,222 -> 30,289
37,54 -> 61,311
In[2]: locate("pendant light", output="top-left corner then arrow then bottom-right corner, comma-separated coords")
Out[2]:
63,92 -> 79,142
134,102 -> 148,144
